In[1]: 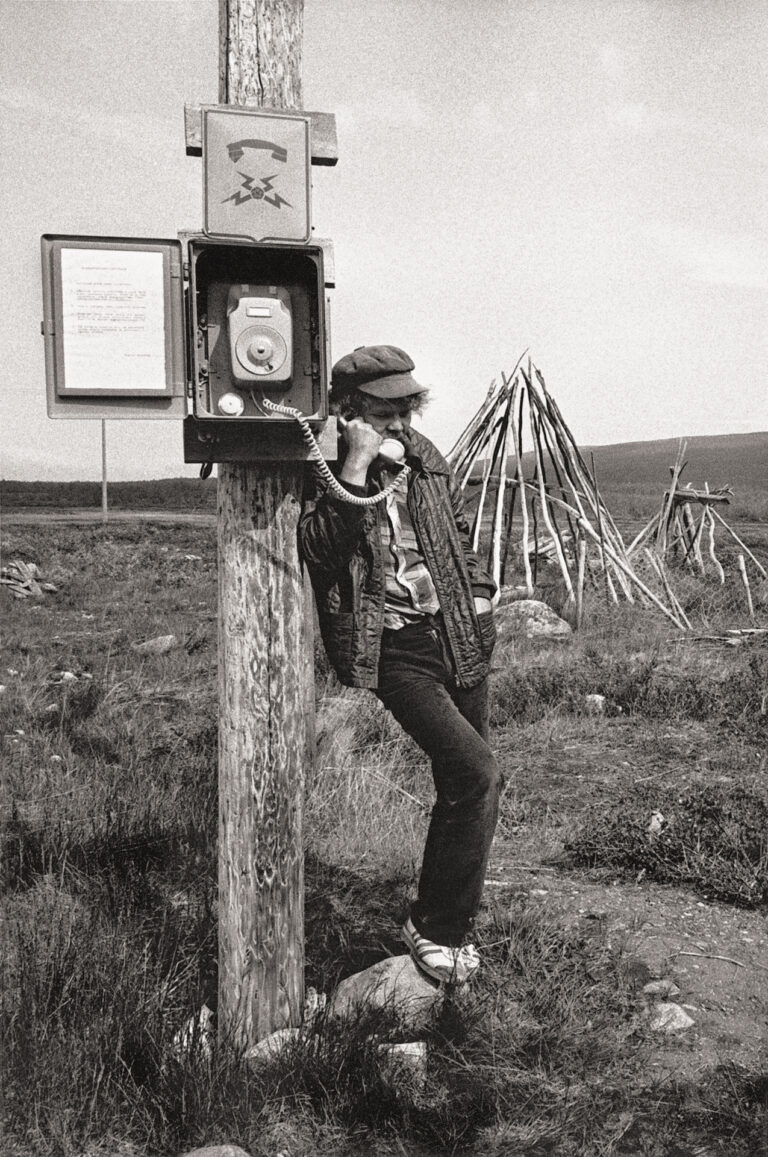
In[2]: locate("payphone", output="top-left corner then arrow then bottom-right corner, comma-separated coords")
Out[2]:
187,236 -> 328,426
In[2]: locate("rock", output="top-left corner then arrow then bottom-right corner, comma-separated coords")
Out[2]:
316,695 -> 358,766
647,811 -> 666,837
131,634 -> 180,656
244,1027 -> 302,1067
497,585 -> 532,606
377,1041 -> 428,1089
585,693 -> 606,714
180,1147 -> 253,1157
327,954 -> 442,1030
1,560 -> 45,599
647,1002 -> 695,1033
643,979 -> 681,1000
171,1004 -> 214,1063
303,985 -> 327,1025
496,599 -> 571,639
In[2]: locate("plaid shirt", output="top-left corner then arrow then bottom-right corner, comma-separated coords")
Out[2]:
381,472 -> 440,629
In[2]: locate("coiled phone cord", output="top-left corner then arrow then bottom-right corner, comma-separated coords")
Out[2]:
262,398 -> 411,507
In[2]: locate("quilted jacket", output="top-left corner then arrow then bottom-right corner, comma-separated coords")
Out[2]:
299,429 -> 497,690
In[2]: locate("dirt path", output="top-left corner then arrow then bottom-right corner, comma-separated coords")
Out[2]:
487,846 -> 768,1080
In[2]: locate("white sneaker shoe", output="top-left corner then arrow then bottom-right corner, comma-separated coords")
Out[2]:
401,917 -> 480,984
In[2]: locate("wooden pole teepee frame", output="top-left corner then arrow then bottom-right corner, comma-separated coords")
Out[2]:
447,358 -> 689,629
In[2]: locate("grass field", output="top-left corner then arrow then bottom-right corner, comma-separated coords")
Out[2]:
2,510 -> 767,1157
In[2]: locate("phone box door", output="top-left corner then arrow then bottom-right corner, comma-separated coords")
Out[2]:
41,235 -> 187,419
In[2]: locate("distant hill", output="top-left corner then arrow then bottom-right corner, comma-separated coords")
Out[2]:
584,432 -> 766,494
2,432 -> 765,520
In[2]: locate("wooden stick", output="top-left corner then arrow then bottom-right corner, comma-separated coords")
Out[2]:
666,507 -> 690,562
455,405 -> 507,488
514,382 -> 534,597
737,555 -> 756,623
673,951 -> 749,969
657,441 -> 687,554
536,370 -> 627,551
530,397 -> 574,601
627,512 -> 661,556
710,509 -> 768,578
446,377 -> 501,465
677,506 -> 700,569
705,507 -> 725,584
531,401 -> 579,575
530,468 -> 540,587
500,463 -> 518,588
531,390 -> 623,556
575,537 -> 587,630
643,549 -> 692,629
527,382 -> 630,603
470,404 -> 509,551
526,380 -> 582,547
680,502 -> 706,574
591,452 -> 619,606
491,393 -> 516,591
546,408 -> 631,588
692,506 -> 708,571
658,557 -> 692,628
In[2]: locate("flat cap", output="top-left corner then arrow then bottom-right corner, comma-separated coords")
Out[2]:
331,344 -> 426,399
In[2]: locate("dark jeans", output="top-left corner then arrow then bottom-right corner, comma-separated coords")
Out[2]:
376,615 -> 501,947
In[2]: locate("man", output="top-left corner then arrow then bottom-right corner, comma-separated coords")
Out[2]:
299,345 -> 500,983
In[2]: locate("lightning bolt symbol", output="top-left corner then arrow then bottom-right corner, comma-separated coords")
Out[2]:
260,174 -> 292,210
222,172 -> 292,210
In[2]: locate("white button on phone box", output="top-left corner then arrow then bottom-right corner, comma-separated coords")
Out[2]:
218,392 -> 245,416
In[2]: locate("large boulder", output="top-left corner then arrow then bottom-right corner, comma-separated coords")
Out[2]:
496,598 -> 571,639
326,954 -> 442,1031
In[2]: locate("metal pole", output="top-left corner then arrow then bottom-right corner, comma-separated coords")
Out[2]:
101,419 -> 108,523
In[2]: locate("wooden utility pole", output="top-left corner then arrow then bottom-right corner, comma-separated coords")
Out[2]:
217,0 -> 308,1049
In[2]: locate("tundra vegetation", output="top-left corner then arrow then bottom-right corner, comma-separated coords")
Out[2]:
1,494 -> 767,1157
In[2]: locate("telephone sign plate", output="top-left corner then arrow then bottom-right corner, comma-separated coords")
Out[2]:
203,108 -> 311,244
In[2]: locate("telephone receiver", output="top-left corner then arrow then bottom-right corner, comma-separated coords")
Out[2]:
337,415 -> 406,466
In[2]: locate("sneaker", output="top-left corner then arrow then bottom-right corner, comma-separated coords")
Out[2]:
401,917 -> 480,984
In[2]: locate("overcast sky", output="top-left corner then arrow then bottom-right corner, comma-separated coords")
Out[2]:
1,0 -> 766,481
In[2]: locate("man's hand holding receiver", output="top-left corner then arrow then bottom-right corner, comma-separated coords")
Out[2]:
339,417 -> 383,487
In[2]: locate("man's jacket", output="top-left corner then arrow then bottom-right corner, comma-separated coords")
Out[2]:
299,429 -> 497,690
